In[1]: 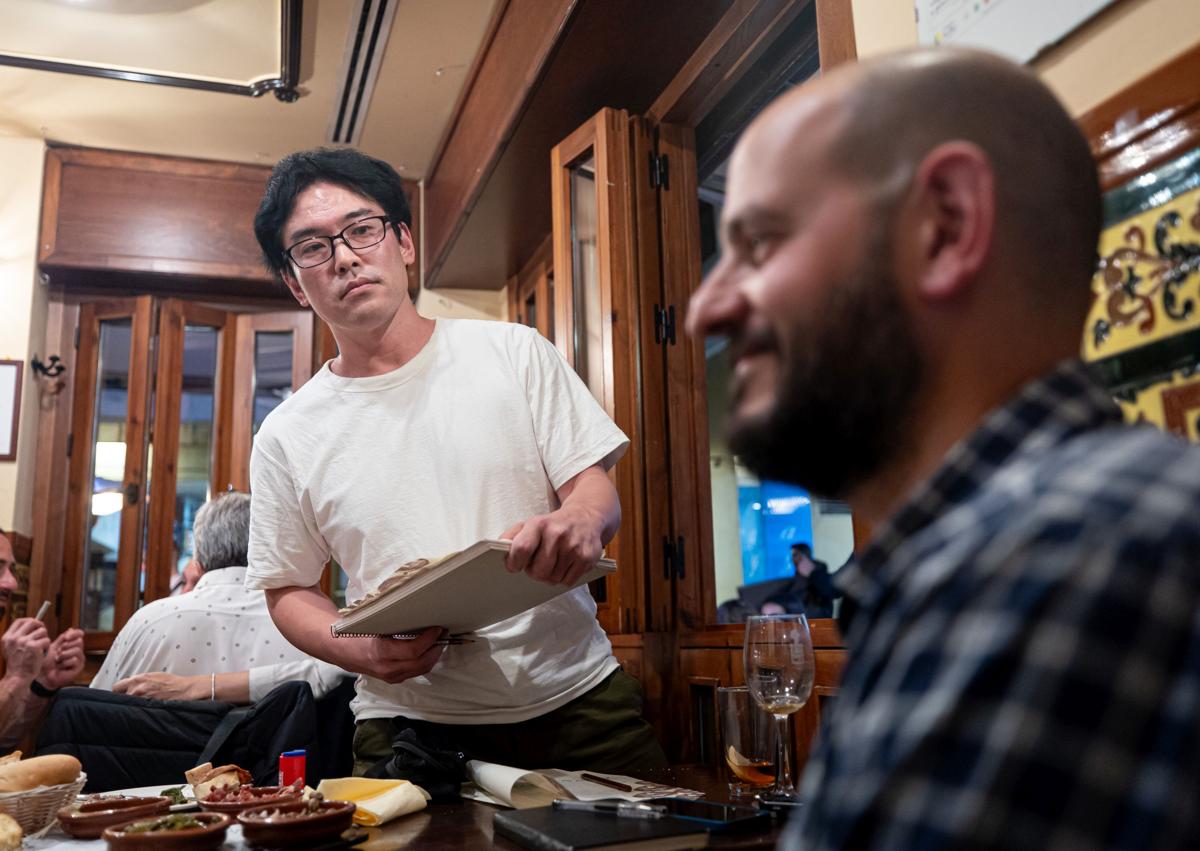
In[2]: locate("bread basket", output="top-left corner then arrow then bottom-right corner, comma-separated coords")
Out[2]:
0,772 -> 87,836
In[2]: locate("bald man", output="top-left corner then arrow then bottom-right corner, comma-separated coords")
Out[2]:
0,533 -> 84,749
688,49 -> 1200,848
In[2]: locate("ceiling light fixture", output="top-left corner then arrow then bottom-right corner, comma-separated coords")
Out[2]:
0,0 -> 304,101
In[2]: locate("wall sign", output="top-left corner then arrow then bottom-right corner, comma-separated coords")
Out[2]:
915,0 -> 1122,63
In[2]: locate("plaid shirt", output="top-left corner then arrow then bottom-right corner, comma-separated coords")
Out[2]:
789,359 -> 1200,850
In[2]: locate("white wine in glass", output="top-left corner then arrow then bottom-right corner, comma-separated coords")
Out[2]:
743,614 -> 815,807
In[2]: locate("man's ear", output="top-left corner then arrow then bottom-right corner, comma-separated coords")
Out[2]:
909,141 -> 995,301
395,222 -> 417,267
280,265 -> 310,307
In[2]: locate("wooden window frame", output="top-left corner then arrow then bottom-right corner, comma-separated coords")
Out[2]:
143,300 -> 233,604
228,312 -> 314,492
62,296 -> 154,653
550,108 -> 648,635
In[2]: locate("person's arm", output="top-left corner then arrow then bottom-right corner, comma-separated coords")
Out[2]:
247,658 -> 348,701
0,619 -> 51,749
499,463 -> 620,586
264,583 -> 443,685
112,670 -> 249,703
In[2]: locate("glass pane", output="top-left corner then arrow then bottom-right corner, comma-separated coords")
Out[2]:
252,330 -> 294,437
331,561 -> 349,610
138,331 -> 158,607
83,319 -> 132,632
523,291 -> 537,329
568,154 -> 604,402
171,324 -> 219,592
705,325 -> 854,625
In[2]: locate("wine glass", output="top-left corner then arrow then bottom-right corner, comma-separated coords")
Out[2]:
743,613 -> 815,807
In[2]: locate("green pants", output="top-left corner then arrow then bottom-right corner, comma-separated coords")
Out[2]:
353,669 -> 667,776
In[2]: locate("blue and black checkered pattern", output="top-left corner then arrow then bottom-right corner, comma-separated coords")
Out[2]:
789,359 -> 1200,850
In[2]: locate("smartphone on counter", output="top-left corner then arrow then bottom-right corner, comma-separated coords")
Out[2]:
653,797 -> 773,833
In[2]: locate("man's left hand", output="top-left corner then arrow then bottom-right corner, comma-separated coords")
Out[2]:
36,628 -> 85,692
113,672 -> 204,701
500,502 -> 606,586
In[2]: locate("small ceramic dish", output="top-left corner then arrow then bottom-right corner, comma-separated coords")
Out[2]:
198,785 -> 303,814
237,799 -> 357,847
57,795 -> 172,840
102,811 -> 231,850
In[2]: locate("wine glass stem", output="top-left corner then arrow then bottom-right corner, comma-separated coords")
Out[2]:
774,714 -> 794,794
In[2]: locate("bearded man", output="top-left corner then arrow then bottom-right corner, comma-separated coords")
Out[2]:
0,532 -> 84,749
687,48 -> 1200,849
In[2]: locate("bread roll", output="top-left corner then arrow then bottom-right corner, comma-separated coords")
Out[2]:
0,754 -> 81,792
0,813 -> 21,851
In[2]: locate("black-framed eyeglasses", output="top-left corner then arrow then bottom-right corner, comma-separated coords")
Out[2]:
285,215 -> 392,268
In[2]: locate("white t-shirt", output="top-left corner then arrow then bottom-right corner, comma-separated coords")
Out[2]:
245,318 -> 628,724
90,567 -> 348,701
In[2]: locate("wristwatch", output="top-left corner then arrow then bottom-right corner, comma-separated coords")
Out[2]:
30,679 -> 59,699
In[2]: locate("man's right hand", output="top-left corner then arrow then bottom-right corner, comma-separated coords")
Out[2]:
1,618 -> 50,683
350,626 -> 445,684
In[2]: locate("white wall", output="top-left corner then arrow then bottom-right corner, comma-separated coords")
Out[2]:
0,138 -> 47,535
850,0 -> 1200,115
417,285 -> 508,321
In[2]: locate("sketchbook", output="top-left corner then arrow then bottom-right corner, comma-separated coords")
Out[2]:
331,539 -> 616,638
460,761 -> 703,809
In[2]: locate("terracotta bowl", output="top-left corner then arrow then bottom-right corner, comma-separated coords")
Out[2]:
58,795 -> 172,840
198,785 -> 302,814
237,799 -> 357,847
101,812 -> 230,850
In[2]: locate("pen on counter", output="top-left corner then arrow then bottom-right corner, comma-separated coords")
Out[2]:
34,600 -> 51,621
552,799 -> 665,820
580,773 -> 635,793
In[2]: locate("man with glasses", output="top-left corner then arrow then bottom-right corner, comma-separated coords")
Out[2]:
247,148 -> 665,776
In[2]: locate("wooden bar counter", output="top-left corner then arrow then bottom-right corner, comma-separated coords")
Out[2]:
355,766 -> 785,849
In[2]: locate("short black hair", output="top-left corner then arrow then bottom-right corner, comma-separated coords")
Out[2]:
253,147 -> 412,281
791,542 -> 812,555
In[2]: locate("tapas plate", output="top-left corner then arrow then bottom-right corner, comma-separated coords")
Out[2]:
58,795 -> 172,839
237,799 -> 357,847
102,812 -> 230,850
198,784 -> 303,815
101,784 -> 197,812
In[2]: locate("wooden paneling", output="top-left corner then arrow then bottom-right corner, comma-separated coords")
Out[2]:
648,0 -> 811,127
632,121 -> 675,634
40,146 -> 275,291
814,0 -> 856,70
672,622 -> 844,770
657,125 -> 717,632
1078,43 -> 1200,191
423,0 -> 579,283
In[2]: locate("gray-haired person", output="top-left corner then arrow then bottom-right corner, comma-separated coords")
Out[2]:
92,493 -> 346,703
